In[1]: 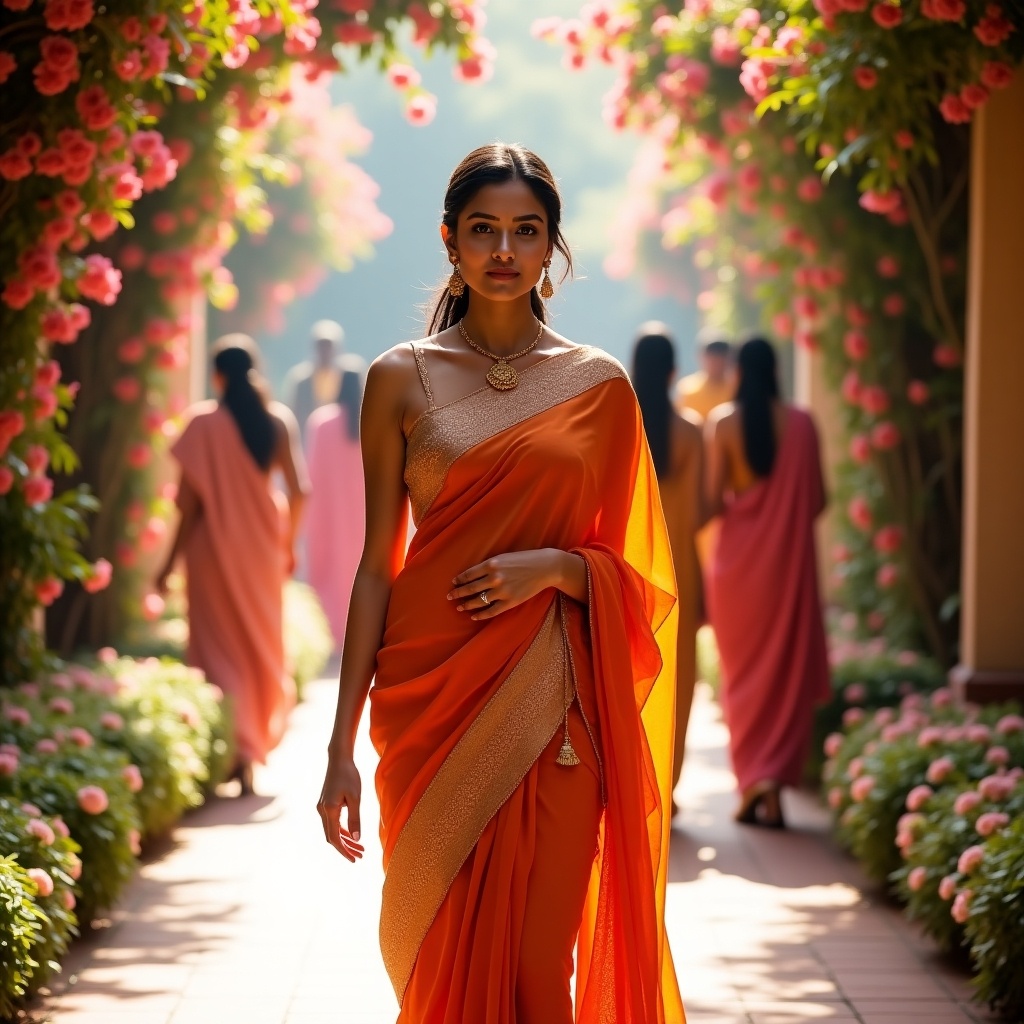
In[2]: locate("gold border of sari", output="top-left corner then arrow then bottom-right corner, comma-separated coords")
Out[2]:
404,345 -> 628,524
380,600 -> 570,1002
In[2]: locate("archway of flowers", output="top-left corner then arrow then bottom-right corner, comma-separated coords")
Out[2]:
0,0 -> 494,684
537,0 -> 1021,663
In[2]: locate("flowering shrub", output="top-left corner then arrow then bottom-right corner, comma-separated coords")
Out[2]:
0,653 -> 231,928
0,0 -> 493,673
540,2 -> 1023,660
961,814 -> 1024,1017
0,797 -> 80,997
824,695 -> 1024,1015
0,854 -> 49,1017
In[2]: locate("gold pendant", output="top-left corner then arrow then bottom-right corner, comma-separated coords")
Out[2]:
486,361 -> 518,391
556,737 -> 580,767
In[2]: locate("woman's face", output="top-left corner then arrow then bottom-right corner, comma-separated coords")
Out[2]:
442,179 -> 553,304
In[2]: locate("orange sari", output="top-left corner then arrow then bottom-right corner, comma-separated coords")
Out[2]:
369,346 -> 684,1023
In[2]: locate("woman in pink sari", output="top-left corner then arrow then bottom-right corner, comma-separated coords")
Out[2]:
304,362 -> 366,650
157,335 -> 309,793
705,337 -> 830,827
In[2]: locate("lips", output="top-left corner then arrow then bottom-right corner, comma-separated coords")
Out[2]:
485,270 -> 520,280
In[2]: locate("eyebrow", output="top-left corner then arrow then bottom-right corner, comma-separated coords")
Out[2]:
465,212 -> 545,222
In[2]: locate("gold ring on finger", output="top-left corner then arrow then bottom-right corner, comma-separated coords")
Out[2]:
480,590 -> 490,606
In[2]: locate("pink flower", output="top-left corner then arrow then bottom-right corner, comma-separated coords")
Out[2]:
976,811 -> 1010,837
387,62 -> 421,89
851,776 -> 875,802
906,785 -> 934,811
873,525 -> 904,555
853,66 -> 878,89
938,874 -> 958,900
112,376 -> 141,403
129,827 -> 142,855
824,733 -> 844,758
127,443 -> 151,469
35,578 -> 64,606
83,558 -> 112,593
958,845 -> 987,877
933,343 -> 962,369
917,725 -> 945,747
77,785 -> 109,815
882,294 -> 906,317
4,704 -> 29,729
68,726 -> 93,748
985,745 -> 1010,767
27,867 -> 54,898
828,786 -> 844,809
844,682 -> 868,705
0,751 -> 18,775
404,94 -> 437,126
20,802 -> 41,817
0,50 -> 16,85
35,738 -> 59,754
52,816 -> 69,839
978,774 -> 1014,801
927,757 -> 956,784
859,189 -> 902,215
951,889 -> 973,923
77,254 -> 122,305
49,696 -> 74,715
844,707 -> 866,727
954,790 -> 983,816
921,0 -> 966,17
24,476 -> 54,506
939,94 -> 972,124
871,421 -> 902,451
981,61 -> 1014,89
996,713 -> 1024,735
122,763 -> 143,792
848,496 -> 873,531
100,711 -> 123,732
974,4 -> 1013,45
849,435 -> 872,464
26,818 -> 56,846
0,467 -> 13,495
860,385 -> 891,416
142,592 -> 165,621
906,380 -> 930,405
967,723 -> 992,744
872,2 -> 903,25
63,889 -> 76,911
961,83 -> 990,110
739,57 -> 774,102
907,866 -> 927,892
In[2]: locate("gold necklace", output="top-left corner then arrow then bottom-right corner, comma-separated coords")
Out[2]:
458,319 -> 545,391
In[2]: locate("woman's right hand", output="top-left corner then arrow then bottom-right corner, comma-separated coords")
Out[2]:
317,755 -> 365,862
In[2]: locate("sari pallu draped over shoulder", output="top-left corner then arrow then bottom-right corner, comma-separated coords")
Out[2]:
369,346 -> 685,1023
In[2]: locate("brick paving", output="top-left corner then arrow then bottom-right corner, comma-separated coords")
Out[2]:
33,679 -> 995,1024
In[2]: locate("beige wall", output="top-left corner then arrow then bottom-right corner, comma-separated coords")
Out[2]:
795,346 -> 846,597
956,72 -> 1024,690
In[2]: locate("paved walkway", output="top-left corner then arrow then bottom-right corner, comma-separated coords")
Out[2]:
34,680 -> 993,1024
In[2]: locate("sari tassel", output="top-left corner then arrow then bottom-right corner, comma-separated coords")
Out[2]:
556,594 -> 581,767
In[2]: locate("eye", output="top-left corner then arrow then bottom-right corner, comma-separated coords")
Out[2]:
517,225 -> 538,235
471,223 -> 493,233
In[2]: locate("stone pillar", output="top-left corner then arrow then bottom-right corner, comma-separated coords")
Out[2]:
794,344 -> 846,597
950,73 -> 1024,702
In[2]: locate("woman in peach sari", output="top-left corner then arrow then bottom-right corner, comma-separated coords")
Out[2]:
158,335 -> 308,794
317,145 -> 684,1023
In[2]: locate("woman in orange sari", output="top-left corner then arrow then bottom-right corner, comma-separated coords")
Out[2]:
317,144 -> 684,1023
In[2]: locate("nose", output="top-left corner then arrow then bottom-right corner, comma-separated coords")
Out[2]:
492,229 -> 515,263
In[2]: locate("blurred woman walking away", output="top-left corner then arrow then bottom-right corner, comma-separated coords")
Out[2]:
304,358 -> 366,652
704,336 -> 830,828
631,323 -> 705,817
157,334 -> 309,794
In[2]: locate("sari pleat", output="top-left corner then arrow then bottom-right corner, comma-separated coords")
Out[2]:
369,347 -> 685,1023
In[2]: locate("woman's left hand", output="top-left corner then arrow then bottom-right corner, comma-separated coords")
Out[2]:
449,549 -> 570,620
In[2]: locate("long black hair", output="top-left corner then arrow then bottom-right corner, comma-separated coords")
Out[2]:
735,336 -> 780,478
630,324 -> 676,479
427,143 -> 574,335
212,334 -> 275,471
335,362 -> 363,441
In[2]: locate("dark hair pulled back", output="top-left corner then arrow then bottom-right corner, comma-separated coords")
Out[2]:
427,143 -> 573,335
630,325 -> 676,479
735,336 -> 780,478
335,362 -> 363,441
212,334 -> 275,471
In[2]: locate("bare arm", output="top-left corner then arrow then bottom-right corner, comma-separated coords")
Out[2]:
317,350 -> 412,862
155,474 -> 200,592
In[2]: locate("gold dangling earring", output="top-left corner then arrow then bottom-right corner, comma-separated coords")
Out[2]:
539,260 -> 554,300
448,260 -> 465,298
